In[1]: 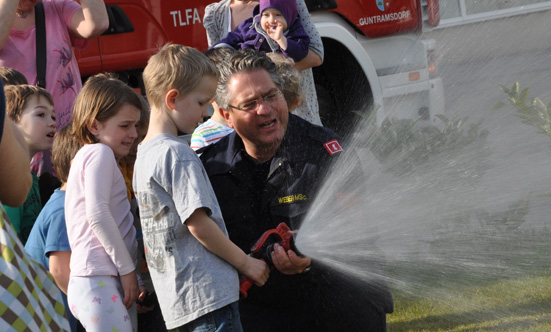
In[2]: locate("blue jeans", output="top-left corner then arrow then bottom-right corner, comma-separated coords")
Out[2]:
178,302 -> 243,332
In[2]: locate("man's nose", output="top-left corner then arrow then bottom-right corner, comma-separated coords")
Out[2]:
255,100 -> 273,115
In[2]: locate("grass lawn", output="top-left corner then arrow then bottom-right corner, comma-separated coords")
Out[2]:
387,275 -> 551,331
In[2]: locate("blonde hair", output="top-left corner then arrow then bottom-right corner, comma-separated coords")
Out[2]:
52,123 -> 82,184
266,53 -> 302,109
71,73 -> 143,144
143,43 -> 219,110
0,66 -> 28,86
4,84 -> 54,123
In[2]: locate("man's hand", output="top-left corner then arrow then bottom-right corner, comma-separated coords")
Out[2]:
270,243 -> 311,275
120,270 -> 139,309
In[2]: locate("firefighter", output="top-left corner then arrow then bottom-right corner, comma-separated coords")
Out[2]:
199,49 -> 393,332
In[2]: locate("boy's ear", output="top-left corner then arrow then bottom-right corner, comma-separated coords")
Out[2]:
165,89 -> 179,111
221,108 -> 234,129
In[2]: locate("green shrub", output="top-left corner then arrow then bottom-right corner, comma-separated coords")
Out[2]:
494,82 -> 551,140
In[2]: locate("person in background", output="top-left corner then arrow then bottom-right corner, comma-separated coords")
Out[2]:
119,96 -> 150,201
134,43 -> 269,331
204,0 -> 323,125
0,83 -> 31,207
24,123 -> 84,332
116,96 -> 158,320
66,73 -> 146,332
0,78 -> 70,332
214,0 -> 310,64
0,65 -> 61,207
190,47 -> 235,150
3,84 -> 55,244
267,52 -> 303,112
0,0 -> 109,203
0,65 -> 28,85
0,0 -> 108,131
199,49 -> 393,332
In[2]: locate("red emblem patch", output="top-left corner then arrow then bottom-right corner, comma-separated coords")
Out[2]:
324,139 -> 343,155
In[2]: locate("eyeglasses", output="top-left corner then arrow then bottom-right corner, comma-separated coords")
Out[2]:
227,90 -> 283,112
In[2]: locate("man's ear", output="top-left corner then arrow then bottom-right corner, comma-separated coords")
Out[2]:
165,89 -> 179,111
221,108 -> 234,129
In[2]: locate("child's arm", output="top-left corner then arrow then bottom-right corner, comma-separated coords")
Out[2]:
119,271 -> 138,308
213,17 -> 252,50
85,145 -> 139,308
268,19 -> 310,63
267,23 -> 287,51
186,208 -> 269,286
49,251 -> 71,294
213,31 -> 242,50
0,0 -> 18,51
0,117 -> 32,206
88,200 -> 138,309
69,0 -> 109,39
43,208 -> 72,295
89,208 -> 138,309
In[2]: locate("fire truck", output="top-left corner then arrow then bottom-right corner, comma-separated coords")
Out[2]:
76,0 -> 444,135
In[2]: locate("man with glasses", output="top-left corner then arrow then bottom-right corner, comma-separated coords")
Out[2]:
199,49 -> 392,332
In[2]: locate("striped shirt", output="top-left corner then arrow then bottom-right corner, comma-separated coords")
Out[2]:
190,119 -> 234,150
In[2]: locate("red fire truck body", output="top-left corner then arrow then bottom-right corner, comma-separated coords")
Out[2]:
76,0 -> 443,133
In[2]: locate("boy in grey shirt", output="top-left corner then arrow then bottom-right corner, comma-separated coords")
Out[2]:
133,44 -> 269,331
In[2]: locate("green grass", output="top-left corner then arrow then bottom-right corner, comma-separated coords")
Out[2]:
388,275 -> 551,331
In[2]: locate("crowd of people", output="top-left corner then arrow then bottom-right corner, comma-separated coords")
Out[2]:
0,0 -> 393,331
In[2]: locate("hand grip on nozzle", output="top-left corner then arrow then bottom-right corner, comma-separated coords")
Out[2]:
239,222 -> 298,298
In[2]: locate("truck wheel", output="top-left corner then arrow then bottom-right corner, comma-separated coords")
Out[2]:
316,84 -> 337,130
314,38 -> 373,139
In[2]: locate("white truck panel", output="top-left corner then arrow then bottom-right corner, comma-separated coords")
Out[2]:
311,11 -> 445,123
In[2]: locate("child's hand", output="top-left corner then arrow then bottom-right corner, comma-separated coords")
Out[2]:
120,270 -> 139,309
266,22 -> 287,49
266,21 -> 283,40
136,285 -> 148,302
242,256 -> 270,286
136,286 -> 155,314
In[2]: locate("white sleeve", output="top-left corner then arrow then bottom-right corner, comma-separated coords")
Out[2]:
203,0 -> 231,47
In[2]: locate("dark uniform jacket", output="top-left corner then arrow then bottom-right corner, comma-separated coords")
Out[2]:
199,114 -> 392,332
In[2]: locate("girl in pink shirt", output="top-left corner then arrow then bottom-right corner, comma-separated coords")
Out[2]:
65,73 -> 145,332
